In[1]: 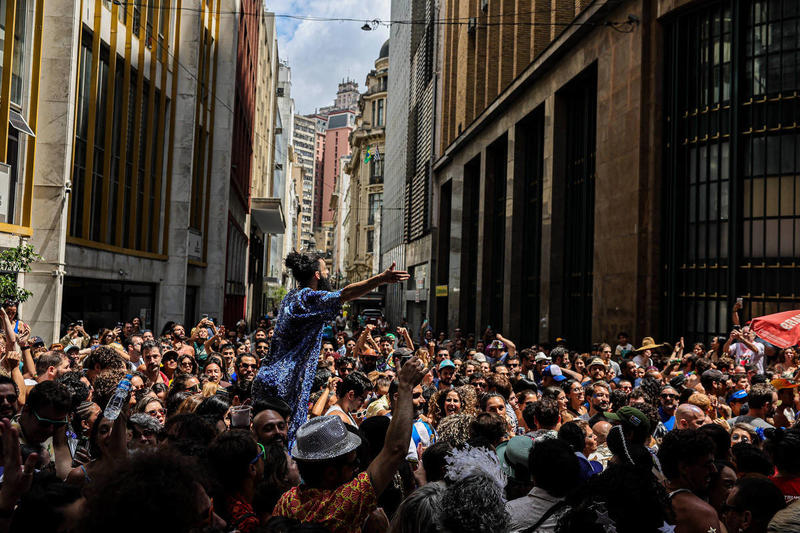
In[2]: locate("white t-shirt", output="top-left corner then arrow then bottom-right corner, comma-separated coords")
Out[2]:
633,354 -> 653,369
615,343 -> 634,356
729,341 -> 765,373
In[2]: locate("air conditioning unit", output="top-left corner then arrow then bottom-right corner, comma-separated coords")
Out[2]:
467,17 -> 477,34
481,0 -> 489,13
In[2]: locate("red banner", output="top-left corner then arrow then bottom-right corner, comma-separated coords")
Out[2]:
750,310 -> 800,349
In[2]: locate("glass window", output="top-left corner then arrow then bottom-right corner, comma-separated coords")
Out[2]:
368,192 -> 382,226
69,40 -> 92,237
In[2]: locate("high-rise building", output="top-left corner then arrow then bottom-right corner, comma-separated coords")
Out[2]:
430,0 -> 800,349
293,114 -> 316,249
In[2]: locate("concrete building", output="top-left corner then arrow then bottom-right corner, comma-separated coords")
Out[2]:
310,112 -> 327,232
25,1 -> 259,340
384,0 -> 438,335
223,0 -> 263,325
344,41 -> 388,283
293,114 -> 316,249
249,10 -> 281,321
264,61 -> 294,292
318,78 -> 360,115
331,155 -> 351,279
432,0 -> 800,349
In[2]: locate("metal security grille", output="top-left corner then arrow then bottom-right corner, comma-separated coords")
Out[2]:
561,70 -> 597,350
664,0 -> 800,341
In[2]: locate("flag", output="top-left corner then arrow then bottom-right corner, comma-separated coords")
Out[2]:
364,147 -> 373,164
750,310 -> 800,348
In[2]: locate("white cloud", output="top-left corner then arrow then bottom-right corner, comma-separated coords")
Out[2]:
267,0 -> 390,115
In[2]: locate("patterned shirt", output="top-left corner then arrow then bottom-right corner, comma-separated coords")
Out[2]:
274,471 -> 378,533
252,288 -> 342,442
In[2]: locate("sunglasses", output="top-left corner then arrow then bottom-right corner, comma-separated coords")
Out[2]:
661,394 -> 679,400
412,392 -> 423,399
240,363 -> 258,370
33,410 -> 68,427
250,442 -> 266,464
147,408 -> 166,417
0,394 -> 17,403
473,382 -> 487,388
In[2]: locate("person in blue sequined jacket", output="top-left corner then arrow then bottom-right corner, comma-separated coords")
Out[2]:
252,251 -> 409,443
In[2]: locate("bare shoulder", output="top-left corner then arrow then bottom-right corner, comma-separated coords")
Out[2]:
672,492 -> 720,533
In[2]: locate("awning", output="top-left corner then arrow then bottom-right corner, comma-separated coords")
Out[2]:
251,197 -> 284,234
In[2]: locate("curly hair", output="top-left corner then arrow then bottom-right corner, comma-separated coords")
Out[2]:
439,474 -> 510,533
454,385 -> 478,415
91,369 -> 126,410
285,251 -> 324,285
428,388 -> 466,428
437,413 -> 476,448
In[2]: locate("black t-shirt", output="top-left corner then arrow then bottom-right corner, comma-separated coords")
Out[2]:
588,412 -> 610,427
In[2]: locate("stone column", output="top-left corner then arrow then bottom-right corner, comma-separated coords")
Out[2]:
26,0 -> 81,341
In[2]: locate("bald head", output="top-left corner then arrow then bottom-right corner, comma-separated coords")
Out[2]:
675,403 -> 705,430
592,421 -> 612,445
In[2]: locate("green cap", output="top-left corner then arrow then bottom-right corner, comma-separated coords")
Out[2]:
603,406 -> 651,440
497,436 -> 534,481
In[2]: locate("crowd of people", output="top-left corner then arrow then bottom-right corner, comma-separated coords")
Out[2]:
2,261 -> 800,532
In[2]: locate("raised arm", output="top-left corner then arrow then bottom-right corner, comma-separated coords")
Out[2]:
367,356 -> 427,496
398,327 -> 414,351
496,333 -> 516,358
339,262 -> 409,303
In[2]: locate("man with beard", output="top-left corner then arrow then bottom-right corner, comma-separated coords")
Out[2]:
229,353 -> 259,402
387,380 -> 432,461
587,381 -> 612,426
252,397 -> 291,447
0,375 -> 19,419
659,385 -> 680,431
252,251 -> 409,442
141,341 -> 167,386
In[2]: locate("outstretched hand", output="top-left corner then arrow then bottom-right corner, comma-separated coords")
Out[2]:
381,262 -> 410,285
0,418 -> 37,510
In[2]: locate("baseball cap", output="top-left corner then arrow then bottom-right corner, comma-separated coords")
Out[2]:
669,374 -> 687,390
534,352 -> 551,363
384,333 -> 396,341
603,406 -> 651,440
497,436 -> 534,481
439,359 -> 456,370
473,353 -> 488,363
31,336 -> 45,347
728,389 -> 748,402
588,357 -> 607,369
542,365 -> 566,382
771,378 -> 800,390
64,344 -> 80,354
702,369 -> 724,382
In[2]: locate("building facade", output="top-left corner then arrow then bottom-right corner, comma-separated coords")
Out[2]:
293,113 -> 316,249
432,0 -> 800,349
249,9 -> 280,321
319,110 -> 355,251
344,41 -> 388,283
22,0 -> 272,341
384,0 -> 437,335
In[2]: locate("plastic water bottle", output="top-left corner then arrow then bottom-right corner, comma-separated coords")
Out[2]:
104,374 -> 132,421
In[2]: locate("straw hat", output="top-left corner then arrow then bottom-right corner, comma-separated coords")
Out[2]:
635,336 -> 665,352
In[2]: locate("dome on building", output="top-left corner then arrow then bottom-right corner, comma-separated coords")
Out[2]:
378,39 -> 389,59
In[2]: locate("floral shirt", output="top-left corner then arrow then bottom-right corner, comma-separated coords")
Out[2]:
225,495 -> 259,532
274,471 -> 377,533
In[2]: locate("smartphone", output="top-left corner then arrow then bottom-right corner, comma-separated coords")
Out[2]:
201,313 -> 209,319
76,320 -> 83,326
736,297 -> 743,306
116,322 -> 123,329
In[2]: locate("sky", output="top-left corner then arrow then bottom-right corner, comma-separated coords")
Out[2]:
267,0 -> 391,115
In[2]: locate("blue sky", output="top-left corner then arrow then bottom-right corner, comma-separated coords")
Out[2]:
267,0 -> 391,115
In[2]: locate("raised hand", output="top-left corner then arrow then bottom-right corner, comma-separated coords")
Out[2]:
0,418 -> 37,511
381,262 -> 410,285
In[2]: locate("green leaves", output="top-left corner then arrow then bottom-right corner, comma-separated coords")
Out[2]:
0,244 -> 41,303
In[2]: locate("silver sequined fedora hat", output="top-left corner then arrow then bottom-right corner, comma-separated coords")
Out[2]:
291,415 -> 362,461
